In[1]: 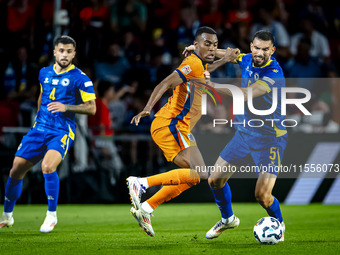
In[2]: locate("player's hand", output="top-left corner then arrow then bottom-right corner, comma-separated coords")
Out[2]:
130,110 -> 150,126
182,45 -> 195,57
204,70 -> 214,87
223,47 -> 240,63
47,102 -> 67,113
204,70 -> 210,79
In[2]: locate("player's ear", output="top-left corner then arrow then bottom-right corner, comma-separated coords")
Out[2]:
194,40 -> 198,47
271,46 -> 276,55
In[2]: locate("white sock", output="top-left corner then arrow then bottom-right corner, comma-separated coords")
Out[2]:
47,211 -> 57,217
138,178 -> 149,189
3,212 -> 13,218
222,215 -> 234,224
141,202 -> 154,214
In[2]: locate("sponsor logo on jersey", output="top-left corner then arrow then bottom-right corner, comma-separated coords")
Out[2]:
52,79 -> 59,85
254,72 -> 259,81
181,65 -> 192,75
84,81 -> 93,87
44,78 -> 49,83
187,133 -> 195,143
61,78 -> 70,86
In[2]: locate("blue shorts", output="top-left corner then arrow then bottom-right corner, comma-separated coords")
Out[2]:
15,123 -> 74,165
220,131 -> 288,176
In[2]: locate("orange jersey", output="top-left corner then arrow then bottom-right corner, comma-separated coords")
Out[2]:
155,52 -> 207,129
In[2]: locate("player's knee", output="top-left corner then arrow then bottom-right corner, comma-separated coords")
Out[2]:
208,177 -> 226,189
255,191 -> 272,208
41,162 -> 56,174
9,166 -> 21,179
9,163 -> 26,179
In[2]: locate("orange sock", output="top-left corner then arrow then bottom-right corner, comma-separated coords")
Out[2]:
147,184 -> 192,209
146,169 -> 200,188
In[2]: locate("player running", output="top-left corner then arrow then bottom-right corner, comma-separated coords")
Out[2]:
0,36 -> 96,233
128,27 -> 239,237
186,30 -> 287,240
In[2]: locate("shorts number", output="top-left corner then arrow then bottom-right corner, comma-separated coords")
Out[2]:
61,134 -> 67,149
49,88 -> 56,100
269,147 -> 276,160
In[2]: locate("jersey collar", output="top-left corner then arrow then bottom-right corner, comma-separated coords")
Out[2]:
192,52 -> 207,70
53,64 -> 75,75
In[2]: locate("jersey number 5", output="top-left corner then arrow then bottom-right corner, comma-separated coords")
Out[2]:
269,147 -> 277,160
49,88 -> 56,100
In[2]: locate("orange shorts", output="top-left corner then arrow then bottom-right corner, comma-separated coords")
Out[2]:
151,117 -> 197,162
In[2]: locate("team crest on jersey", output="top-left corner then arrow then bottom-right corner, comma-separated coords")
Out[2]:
254,72 -> 259,81
187,133 -> 195,143
61,78 -> 70,86
273,69 -> 279,73
44,78 -> 49,83
52,79 -> 59,85
181,65 -> 192,75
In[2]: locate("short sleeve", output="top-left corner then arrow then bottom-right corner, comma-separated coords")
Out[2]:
236,53 -> 247,69
76,72 -> 96,102
38,68 -> 44,93
175,58 -> 202,83
257,68 -> 285,93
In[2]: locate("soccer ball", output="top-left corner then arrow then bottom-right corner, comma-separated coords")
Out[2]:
253,217 -> 283,245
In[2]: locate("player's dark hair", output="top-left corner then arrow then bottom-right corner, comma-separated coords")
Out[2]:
252,30 -> 275,45
97,81 -> 113,98
195,26 -> 217,40
54,35 -> 76,49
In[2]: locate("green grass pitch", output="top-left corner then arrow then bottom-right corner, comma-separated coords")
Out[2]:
0,203 -> 339,255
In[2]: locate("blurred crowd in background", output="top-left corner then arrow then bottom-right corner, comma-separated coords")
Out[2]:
1,0 -> 340,187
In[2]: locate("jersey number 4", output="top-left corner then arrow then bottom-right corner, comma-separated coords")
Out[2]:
49,88 -> 56,100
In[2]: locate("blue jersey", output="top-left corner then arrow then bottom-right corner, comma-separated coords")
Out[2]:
235,53 -> 287,138
36,64 -> 96,135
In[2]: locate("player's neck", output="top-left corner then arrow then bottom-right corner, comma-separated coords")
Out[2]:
54,63 -> 72,74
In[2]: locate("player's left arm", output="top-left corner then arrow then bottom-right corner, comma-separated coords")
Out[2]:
209,81 -> 267,101
183,45 -> 240,72
207,48 -> 240,73
47,100 -> 96,115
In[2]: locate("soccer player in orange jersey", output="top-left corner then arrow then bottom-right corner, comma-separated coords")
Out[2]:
127,26 -> 239,236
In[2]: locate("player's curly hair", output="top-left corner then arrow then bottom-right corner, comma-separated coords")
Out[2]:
54,35 -> 76,49
252,30 -> 275,45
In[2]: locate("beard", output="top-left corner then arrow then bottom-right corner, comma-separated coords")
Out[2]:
56,59 -> 72,69
252,55 -> 269,67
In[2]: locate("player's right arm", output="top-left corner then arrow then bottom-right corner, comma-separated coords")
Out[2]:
130,72 -> 183,126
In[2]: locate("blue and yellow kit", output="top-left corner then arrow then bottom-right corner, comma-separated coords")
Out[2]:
15,64 -> 96,164
221,53 -> 288,175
